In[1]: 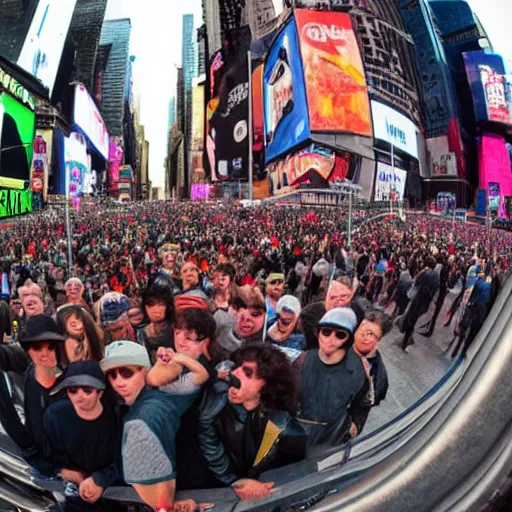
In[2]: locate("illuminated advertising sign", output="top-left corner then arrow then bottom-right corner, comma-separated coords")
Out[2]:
374,163 -> 407,201
437,192 -> 456,212
432,152 -> 457,176
489,182 -> 500,211
64,132 -> 89,198
371,100 -> 419,159
31,129 -> 53,200
263,17 -> 310,164
295,10 -> 372,136
0,188 -> 32,218
207,27 -> 251,181
73,84 -> 109,159
463,51 -> 511,126
191,83 -> 205,152
0,91 -> 36,189
17,0 -> 77,96
267,144 -> 335,195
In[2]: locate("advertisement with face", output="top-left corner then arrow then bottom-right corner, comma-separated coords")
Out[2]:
374,163 -> 407,202
207,27 -> 251,181
0,92 -> 35,188
263,17 -> 310,164
17,0 -> 77,96
73,84 -> 109,160
463,51 -> 510,125
371,100 -> 420,159
295,9 -> 371,136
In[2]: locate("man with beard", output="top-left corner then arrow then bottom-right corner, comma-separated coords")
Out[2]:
352,310 -> 391,433
198,343 -> 306,499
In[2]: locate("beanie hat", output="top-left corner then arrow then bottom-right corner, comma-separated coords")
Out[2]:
318,307 -> 357,333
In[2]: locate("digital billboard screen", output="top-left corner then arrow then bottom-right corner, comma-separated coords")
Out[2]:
17,0 -> 77,96
206,27 -> 251,181
73,84 -> 109,160
0,92 -> 35,188
371,100 -> 419,159
374,162 -> 407,201
295,9 -> 372,136
463,51 -> 511,126
263,17 -> 310,164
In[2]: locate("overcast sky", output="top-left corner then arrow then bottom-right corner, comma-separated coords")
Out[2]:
105,0 -> 509,189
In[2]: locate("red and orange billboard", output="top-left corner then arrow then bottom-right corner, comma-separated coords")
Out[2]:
295,9 -> 372,136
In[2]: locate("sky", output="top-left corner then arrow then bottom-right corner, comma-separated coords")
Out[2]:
104,0 -> 509,189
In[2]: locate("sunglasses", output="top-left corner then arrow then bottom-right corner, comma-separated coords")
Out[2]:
67,386 -> 95,395
232,299 -> 265,316
269,280 -> 284,285
106,367 -> 136,380
320,328 -> 349,341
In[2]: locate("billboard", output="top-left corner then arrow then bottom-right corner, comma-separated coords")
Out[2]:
0,188 -> 32,218
295,9 -> 371,136
207,27 -> 251,181
191,82 -> 205,152
267,144 -> 336,195
479,133 -> 512,218
374,162 -> 407,201
31,129 -> 53,200
263,17 -> 310,164
17,0 -> 77,96
0,92 -> 36,189
488,182 -> 500,211
432,152 -> 457,176
73,84 -> 109,160
64,132 -> 89,198
463,51 -> 511,125
371,100 -> 419,159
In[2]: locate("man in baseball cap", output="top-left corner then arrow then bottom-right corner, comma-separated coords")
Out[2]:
294,308 -> 370,447
43,361 -> 119,504
100,341 -> 197,511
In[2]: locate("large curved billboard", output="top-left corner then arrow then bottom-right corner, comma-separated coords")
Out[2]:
263,17 -> 310,164
295,9 -> 372,136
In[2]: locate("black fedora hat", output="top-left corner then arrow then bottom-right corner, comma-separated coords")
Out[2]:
19,314 -> 66,345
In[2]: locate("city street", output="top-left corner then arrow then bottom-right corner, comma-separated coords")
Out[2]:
363,300 -> 456,435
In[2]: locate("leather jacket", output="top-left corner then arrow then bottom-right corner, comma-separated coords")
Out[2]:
198,380 -> 307,485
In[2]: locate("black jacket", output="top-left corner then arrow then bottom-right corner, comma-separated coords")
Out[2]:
198,380 -> 307,486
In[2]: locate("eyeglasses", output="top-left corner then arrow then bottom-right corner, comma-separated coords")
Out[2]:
67,386 -> 95,395
320,328 -> 349,341
105,367 -> 136,380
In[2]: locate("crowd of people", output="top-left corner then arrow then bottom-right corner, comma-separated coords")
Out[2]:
0,200 -> 510,511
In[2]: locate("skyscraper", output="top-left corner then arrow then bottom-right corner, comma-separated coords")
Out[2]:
182,14 -> 197,196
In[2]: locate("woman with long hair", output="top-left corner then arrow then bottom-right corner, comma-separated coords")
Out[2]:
137,274 -> 175,363
56,304 -> 104,365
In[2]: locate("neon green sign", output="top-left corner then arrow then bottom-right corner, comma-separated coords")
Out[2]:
0,65 -> 36,111
0,188 -> 32,218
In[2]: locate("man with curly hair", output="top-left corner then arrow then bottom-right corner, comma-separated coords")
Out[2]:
197,343 -> 307,500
